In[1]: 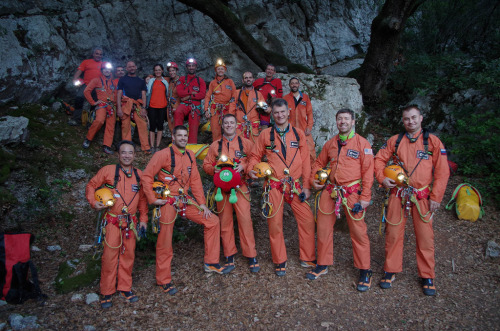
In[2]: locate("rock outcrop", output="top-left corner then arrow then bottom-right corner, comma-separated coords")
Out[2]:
0,0 -> 377,104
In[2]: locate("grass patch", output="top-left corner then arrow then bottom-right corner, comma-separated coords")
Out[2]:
55,255 -> 101,294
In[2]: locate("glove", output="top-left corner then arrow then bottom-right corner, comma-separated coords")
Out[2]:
299,192 -> 306,202
352,203 -> 363,214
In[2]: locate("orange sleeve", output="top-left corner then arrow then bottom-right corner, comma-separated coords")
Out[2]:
86,166 -> 109,207
142,152 -> 170,204
202,141 -> 219,176
297,129 -> 312,189
84,78 -> 99,105
136,169 -> 149,223
374,136 -> 397,184
247,130 -> 268,173
305,95 -> 314,130
187,151 -> 206,205
428,135 -> 450,203
204,80 -> 215,110
359,138 -> 375,201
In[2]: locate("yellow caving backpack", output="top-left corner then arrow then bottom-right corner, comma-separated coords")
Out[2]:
446,183 -> 484,222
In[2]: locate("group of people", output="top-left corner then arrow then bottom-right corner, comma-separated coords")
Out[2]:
81,48 -> 449,309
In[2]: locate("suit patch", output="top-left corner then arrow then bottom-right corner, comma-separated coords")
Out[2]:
164,176 -> 173,181
300,100 -> 307,106
192,86 -> 199,92
253,98 -> 258,102
235,150 -> 243,158
347,149 -> 360,159
440,149 -> 447,155
380,143 -> 387,150
113,193 -> 121,198
226,85 -> 232,90
187,166 -> 192,174
290,141 -> 299,148
417,150 -> 429,159
364,148 -> 373,155
131,184 -> 139,192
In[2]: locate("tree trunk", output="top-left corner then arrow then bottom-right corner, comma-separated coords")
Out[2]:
178,0 -> 310,72
358,0 -> 425,104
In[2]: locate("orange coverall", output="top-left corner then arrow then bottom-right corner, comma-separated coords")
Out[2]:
203,135 -> 257,258
86,165 -> 148,296
283,92 -> 316,163
374,131 -> 450,278
84,75 -> 116,147
253,77 -> 283,126
142,146 -> 221,285
204,77 -> 237,142
174,74 -> 206,143
233,88 -> 266,142
166,77 -> 180,132
120,97 -> 150,151
247,125 -> 316,264
312,134 -> 374,268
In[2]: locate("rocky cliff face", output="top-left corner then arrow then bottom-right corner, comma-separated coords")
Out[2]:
0,0 -> 378,104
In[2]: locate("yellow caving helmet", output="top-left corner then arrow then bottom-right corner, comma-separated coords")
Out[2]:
253,162 -> 273,178
383,164 -> 408,187
201,121 -> 211,133
216,154 -> 234,168
315,168 -> 331,185
95,187 -> 116,207
153,181 -> 170,199
214,58 -> 226,70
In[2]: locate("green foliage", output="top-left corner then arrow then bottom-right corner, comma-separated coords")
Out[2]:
0,148 -> 15,184
55,256 -> 101,294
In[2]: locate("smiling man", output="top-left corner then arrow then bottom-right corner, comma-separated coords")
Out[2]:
374,105 -> 449,296
248,98 -> 315,277
203,114 -> 259,273
142,125 -> 229,296
310,108 -> 374,288
86,140 -> 148,308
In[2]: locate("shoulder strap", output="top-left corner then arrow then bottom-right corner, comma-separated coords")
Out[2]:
292,126 -> 300,142
238,136 -> 244,155
186,149 -> 193,164
161,147 -> 176,175
218,138 -> 223,157
394,132 -> 405,155
113,164 -> 120,188
423,128 -> 429,153
270,125 -> 275,149
133,168 -> 140,185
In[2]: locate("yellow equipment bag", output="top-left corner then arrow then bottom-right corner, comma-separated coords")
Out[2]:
446,183 -> 484,222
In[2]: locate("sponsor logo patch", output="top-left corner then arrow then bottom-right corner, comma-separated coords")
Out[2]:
226,85 -> 232,90
187,166 -> 192,174
131,184 -> 139,192
440,149 -> 447,155
417,150 -> 430,159
113,194 -> 121,198
364,148 -> 373,155
347,149 -> 360,159
164,176 -> 173,181
253,98 -> 258,102
300,100 -> 307,106
192,86 -> 199,92
235,150 -> 243,158
290,141 -> 299,148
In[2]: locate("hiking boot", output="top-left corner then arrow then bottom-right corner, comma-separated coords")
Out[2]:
103,146 -> 114,155
68,119 -> 79,126
82,138 -> 91,149
422,278 -> 436,296
379,272 -> 396,289
144,149 -> 152,155
100,295 -> 112,309
306,265 -> 328,280
223,255 -> 236,273
300,260 -> 317,268
275,261 -> 287,277
204,263 -> 230,274
357,269 -> 372,292
248,257 -> 260,273
159,283 -> 178,296
120,291 -> 139,303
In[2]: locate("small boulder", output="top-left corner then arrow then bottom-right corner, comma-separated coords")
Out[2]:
0,116 -> 29,145
85,293 -> 99,305
71,294 -> 83,302
486,240 -> 500,258
47,245 -> 61,252
79,244 -> 93,252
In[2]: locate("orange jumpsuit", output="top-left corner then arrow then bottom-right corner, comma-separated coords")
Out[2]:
84,75 -> 116,147
283,92 -> 316,163
202,135 -> 257,258
86,164 -> 148,296
204,77 -> 237,142
233,88 -> 266,143
253,77 -> 283,126
174,74 -> 206,143
142,146 -> 221,285
374,131 -> 449,278
166,77 -> 180,132
247,125 -> 316,264
312,134 -> 374,268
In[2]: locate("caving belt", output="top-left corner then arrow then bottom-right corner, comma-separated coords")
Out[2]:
101,164 -> 141,253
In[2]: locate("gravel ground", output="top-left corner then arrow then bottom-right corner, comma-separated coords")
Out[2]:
1,170 -> 498,330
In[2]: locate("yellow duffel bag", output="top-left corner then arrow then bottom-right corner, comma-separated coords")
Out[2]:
446,183 -> 484,222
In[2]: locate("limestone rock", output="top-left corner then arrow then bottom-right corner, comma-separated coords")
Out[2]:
8,314 -> 40,330
47,245 -> 62,252
486,240 -> 499,258
71,293 -> 83,302
78,244 -> 93,252
0,116 -> 29,145
85,293 -> 99,305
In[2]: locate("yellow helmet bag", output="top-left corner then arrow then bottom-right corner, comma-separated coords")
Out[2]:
445,183 -> 484,222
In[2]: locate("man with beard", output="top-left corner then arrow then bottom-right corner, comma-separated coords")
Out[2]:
83,62 -> 117,154
310,109 -> 374,290
234,72 -> 267,142
174,58 -> 206,143
283,77 -> 316,163
117,61 -> 151,154
143,125 -> 230,295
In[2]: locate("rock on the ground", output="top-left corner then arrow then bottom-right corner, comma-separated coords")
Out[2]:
0,116 -> 29,145
79,244 -> 93,252
62,169 -> 87,181
8,314 -> 40,330
47,245 -> 61,252
85,293 -> 99,305
84,326 -> 96,331
0,300 -> 6,306
486,240 -> 500,258
71,294 -> 83,302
